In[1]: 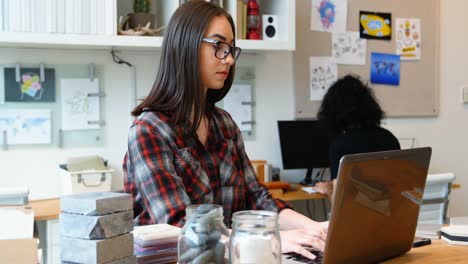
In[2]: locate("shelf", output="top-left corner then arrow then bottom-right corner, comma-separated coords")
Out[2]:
0,32 -> 294,51
0,32 -> 164,50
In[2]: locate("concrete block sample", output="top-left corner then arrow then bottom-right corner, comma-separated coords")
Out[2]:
61,192 -> 132,216
60,233 -> 134,264
60,211 -> 134,239
62,255 -> 137,264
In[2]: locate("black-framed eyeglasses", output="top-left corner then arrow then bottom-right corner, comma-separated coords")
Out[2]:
202,38 -> 242,61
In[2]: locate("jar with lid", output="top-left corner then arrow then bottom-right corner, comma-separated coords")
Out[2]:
178,204 -> 229,264
230,210 -> 281,264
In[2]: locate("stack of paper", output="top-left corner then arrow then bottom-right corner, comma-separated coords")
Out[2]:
416,223 -> 442,239
133,224 -> 181,264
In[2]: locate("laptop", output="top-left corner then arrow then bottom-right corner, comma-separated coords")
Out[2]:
283,147 -> 432,264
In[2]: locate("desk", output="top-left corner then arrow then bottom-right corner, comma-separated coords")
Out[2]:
271,188 -> 326,202
383,240 -> 467,263
29,198 -> 60,221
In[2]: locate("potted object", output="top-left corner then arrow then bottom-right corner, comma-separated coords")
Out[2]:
128,0 -> 155,29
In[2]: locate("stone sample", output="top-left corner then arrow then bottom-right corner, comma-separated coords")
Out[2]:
60,233 -> 134,264
61,255 -> 137,264
61,192 -> 132,216
60,211 -> 134,239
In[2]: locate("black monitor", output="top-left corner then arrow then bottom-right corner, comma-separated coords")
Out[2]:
277,120 -> 333,186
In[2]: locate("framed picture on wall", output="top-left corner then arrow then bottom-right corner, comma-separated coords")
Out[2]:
179,0 -> 223,8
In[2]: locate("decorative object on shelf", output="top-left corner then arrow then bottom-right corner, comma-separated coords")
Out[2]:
247,0 -> 262,39
118,16 -> 165,36
4,67 -> 56,102
128,0 -> 156,30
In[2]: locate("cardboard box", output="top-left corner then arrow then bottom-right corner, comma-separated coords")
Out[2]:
0,238 -> 39,264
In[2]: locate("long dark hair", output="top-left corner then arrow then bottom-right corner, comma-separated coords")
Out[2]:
131,0 -> 236,133
317,74 -> 384,135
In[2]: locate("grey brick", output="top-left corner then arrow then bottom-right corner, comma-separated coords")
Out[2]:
60,233 -> 134,264
60,211 -> 134,239
61,192 -> 132,216
61,255 -> 137,264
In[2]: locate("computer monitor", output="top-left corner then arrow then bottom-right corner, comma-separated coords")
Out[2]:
277,120 -> 333,186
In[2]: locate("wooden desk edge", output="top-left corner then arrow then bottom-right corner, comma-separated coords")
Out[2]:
29,198 -> 60,221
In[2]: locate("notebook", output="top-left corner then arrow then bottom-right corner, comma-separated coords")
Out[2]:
284,147 -> 432,264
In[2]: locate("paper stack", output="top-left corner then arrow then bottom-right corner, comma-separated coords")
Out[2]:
133,224 -> 181,264
416,223 -> 442,239
60,192 -> 136,264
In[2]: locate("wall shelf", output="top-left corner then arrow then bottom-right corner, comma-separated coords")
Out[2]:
0,0 -> 295,52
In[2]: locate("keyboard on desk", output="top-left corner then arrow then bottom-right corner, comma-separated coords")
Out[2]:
282,249 -> 324,264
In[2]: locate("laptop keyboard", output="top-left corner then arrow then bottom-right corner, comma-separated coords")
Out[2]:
283,249 -> 324,264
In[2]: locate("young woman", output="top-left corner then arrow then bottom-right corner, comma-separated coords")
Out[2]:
314,74 -> 401,200
123,0 -> 327,260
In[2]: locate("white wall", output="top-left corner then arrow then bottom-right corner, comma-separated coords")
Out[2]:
1,0 -> 467,216
0,49 -> 158,199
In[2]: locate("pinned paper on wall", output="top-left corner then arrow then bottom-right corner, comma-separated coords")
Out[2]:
4,68 -> 56,102
61,78 -> 101,130
222,84 -> 252,132
0,109 -> 52,144
396,18 -> 421,60
360,11 -> 392,40
311,0 -> 347,33
370,52 -> 401,86
310,56 -> 337,101
332,32 -> 367,65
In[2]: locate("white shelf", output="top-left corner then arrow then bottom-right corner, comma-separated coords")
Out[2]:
0,32 -> 294,51
0,0 -> 296,52
0,32 -> 164,50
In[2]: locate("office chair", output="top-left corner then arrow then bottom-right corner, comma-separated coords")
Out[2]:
418,173 -> 456,224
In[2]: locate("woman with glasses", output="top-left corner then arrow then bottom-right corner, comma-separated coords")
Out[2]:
123,0 -> 327,260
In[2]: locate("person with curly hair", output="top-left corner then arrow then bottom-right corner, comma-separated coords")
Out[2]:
314,74 -> 400,200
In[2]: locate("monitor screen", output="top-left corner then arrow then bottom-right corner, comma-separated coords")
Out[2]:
277,120 -> 332,169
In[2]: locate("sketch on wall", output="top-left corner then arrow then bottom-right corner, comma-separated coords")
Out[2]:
61,78 -> 101,130
4,68 -> 56,102
310,56 -> 337,101
0,109 -> 52,144
370,52 -> 400,86
359,11 -> 392,40
222,84 -> 252,132
332,32 -> 367,65
396,18 -> 421,60
311,0 -> 347,33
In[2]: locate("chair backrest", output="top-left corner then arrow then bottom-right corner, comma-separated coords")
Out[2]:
418,173 -> 456,224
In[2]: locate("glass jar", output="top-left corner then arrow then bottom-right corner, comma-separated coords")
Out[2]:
178,204 -> 229,264
230,210 -> 281,264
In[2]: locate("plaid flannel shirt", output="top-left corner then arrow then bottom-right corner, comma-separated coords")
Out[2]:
123,107 -> 291,227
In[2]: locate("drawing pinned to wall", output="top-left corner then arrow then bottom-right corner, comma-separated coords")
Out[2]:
332,31 -> 367,65
396,18 -> 421,60
311,0 -> 347,33
0,109 -> 52,144
222,84 -> 252,132
359,11 -> 392,40
370,52 -> 400,86
4,68 -> 55,102
310,57 -> 337,101
61,78 -> 101,130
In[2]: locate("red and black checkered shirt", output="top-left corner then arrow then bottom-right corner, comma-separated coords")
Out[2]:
123,107 -> 291,227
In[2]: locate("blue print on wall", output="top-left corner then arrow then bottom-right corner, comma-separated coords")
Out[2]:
370,52 -> 400,86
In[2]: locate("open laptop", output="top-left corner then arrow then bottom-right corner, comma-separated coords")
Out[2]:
284,147 -> 432,264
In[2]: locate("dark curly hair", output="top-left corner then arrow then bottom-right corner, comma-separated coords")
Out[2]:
317,74 -> 384,135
